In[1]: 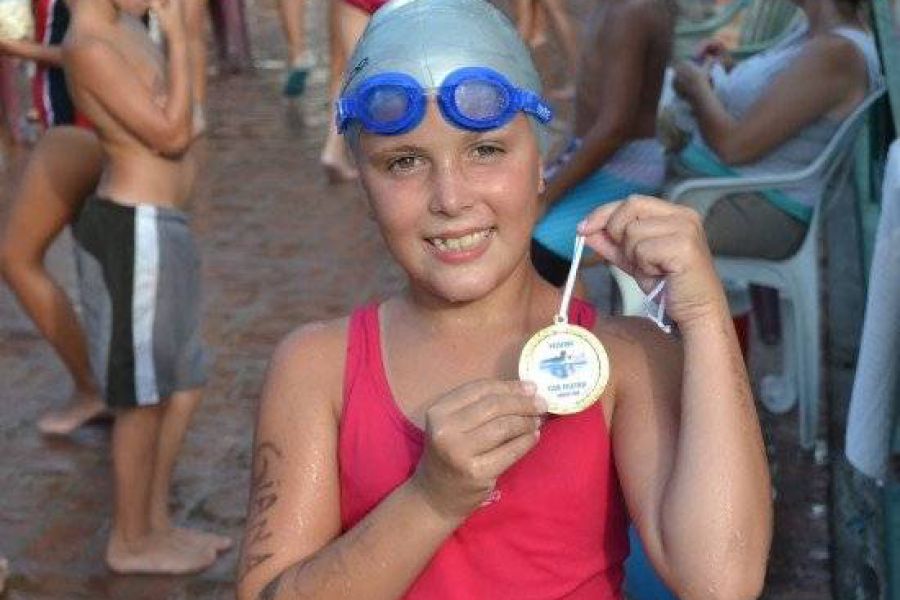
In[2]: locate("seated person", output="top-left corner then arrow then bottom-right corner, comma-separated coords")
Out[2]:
531,0 -> 676,286
670,0 -> 881,260
236,1 -> 773,599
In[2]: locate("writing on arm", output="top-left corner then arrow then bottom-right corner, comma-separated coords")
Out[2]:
238,441 -> 284,584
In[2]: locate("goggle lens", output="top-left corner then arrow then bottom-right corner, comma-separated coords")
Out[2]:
364,86 -> 412,124
453,80 -> 509,122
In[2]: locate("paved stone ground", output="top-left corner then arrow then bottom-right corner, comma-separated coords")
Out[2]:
0,1 -> 833,598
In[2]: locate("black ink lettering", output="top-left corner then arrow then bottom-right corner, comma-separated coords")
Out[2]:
239,441 -> 284,582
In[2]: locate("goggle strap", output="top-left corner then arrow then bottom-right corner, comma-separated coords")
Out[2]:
336,97 -> 356,132
517,90 -> 554,124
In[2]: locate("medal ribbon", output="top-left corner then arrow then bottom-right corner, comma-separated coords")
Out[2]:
644,280 -> 672,334
556,235 -> 672,333
555,235 -> 586,325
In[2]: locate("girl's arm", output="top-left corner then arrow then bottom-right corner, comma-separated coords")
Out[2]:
675,33 -> 869,165
0,39 -> 63,65
237,322 -> 545,600
581,197 -> 772,600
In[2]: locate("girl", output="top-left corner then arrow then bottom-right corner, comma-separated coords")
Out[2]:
0,0 -> 106,434
238,1 -> 772,598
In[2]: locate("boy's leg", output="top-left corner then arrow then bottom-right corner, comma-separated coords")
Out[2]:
0,127 -> 106,434
148,387 -> 232,552
107,404 -> 217,574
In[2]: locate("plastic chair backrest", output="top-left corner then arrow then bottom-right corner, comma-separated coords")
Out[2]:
789,87 -> 886,255
792,87 -> 886,202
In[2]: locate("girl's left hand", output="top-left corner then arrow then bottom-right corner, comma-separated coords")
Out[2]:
577,195 -> 727,329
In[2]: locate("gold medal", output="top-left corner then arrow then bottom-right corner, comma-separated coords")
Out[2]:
520,235 -> 610,415
519,321 -> 610,415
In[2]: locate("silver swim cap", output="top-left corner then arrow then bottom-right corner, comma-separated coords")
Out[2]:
342,0 -> 552,153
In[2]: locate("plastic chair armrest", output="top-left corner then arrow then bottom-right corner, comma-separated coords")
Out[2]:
669,169 -> 821,216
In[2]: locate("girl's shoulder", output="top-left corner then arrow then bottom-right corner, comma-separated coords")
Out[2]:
263,315 -> 352,421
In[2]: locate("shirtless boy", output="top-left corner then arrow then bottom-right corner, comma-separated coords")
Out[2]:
63,0 -> 228,574
531,0 -> 676,285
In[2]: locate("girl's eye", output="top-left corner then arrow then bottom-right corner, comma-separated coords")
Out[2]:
472,144 -> 504,160
388,155 -> 421,173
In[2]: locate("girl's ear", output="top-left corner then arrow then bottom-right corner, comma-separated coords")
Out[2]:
537,164 -> 546,195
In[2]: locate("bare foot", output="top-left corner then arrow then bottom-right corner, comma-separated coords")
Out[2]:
37,393 -> 108,435
321,158 -> 359,184
106,531 -> 217,575
320,134 -> 359,184
169,526 -> 233,554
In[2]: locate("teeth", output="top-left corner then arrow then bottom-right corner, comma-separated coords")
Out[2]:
431,229 -> 491,252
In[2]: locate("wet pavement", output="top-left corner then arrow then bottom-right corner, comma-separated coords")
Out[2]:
0,0 -> 829,598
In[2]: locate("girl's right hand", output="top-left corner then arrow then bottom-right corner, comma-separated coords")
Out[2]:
694,39 -> 735,72
410,380 -> 547,522
150,0 -> 186,37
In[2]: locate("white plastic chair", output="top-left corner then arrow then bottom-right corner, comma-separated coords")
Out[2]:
614,87 -> 885,449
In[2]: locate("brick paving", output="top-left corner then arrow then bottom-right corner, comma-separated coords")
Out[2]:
0,1 -> 830,598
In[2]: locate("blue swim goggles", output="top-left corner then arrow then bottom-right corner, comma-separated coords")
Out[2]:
336,67 -> 554,135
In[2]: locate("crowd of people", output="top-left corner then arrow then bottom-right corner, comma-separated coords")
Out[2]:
0,0 -> 886,597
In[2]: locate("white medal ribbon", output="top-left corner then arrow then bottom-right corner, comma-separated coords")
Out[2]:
555,234 -> 586,325
561,236 -> 672,334
644,280 -> 673,334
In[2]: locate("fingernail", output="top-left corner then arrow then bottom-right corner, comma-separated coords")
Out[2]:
534,395 -> 548,412
521,381 -> 537,395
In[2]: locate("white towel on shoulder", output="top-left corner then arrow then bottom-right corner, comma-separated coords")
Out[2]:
846,139 -> 900,481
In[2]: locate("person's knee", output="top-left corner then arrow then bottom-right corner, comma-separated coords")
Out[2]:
0,248 -> 12,285
0,239 -> 23,286
0,230 -> 46,287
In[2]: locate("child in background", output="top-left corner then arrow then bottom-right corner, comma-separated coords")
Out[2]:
64,0 -> 228,573
1,0 -> 106,435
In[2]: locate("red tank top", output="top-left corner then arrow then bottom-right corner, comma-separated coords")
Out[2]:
339,299 -> 629,599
